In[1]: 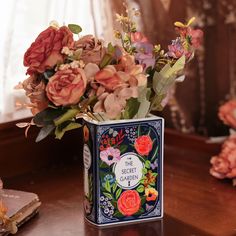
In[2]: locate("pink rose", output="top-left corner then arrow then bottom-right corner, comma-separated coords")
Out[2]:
24,26 -> 73,75
46,67 -> 87,106
210,135 -> 236,179
218,100 -> 236,129
74,35 -> 105,65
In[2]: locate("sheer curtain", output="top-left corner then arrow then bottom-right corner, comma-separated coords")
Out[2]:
0,0 -> 113,120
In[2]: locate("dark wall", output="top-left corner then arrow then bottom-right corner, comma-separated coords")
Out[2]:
111,0 -> 236,137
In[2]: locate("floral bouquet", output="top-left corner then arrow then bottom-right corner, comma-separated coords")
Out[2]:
17,9 -> 203,142
210,100 -> 236,186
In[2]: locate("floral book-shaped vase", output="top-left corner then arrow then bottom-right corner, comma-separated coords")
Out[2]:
82,115 -> 164,226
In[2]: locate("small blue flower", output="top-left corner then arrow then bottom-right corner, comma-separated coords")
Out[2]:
102,174 -> 115,188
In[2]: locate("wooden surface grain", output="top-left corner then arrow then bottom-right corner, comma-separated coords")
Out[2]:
4,143 -> 236,236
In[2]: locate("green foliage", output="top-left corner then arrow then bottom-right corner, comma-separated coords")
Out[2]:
54,108 -> 80,126
119,144 -> 128,154
113,211 -> 124,218
123,98 -> 140,119
35,125 -> 55,142
103,192 -> 113,199
55,122 -> 82,140
145,160 -> 151,169
115,188 -> 122,200
104,180 -> 111,193
151,55 -> 186,111
136,87 -> 151,118
136,185 -> 145,193
68,24 -> 82,34
33,108 -> 67,126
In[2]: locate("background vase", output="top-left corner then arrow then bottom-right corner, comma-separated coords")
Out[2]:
82,115 -> 164,226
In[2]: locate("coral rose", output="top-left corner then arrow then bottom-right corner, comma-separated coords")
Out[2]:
117,190 -> 141,216
46,67 -> 87,106
210,135 -> 236,179
24,26 -> 73,75
218,100 -> 236,129
134,135 -> 153,156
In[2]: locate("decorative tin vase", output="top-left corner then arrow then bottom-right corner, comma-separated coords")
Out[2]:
83,115 -> 164,226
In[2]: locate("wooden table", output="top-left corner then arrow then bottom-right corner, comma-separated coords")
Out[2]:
4,140 -> 236,236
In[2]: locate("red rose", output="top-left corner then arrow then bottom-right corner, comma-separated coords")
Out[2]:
24,26 -> 73,75
134,135 -> 153,156
117,190 -> 141,216
46,67 -> 87,106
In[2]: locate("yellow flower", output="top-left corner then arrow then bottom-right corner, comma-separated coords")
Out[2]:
174,17 -> 196,28
145,187 -> 158,201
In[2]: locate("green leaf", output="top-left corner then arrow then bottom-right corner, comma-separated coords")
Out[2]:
107,42 -> 115,54
152,173 -> 158,178
119,144 -> 128,154
123,98 -> 140,119
141,196 -> 146,205
103,192 -> 113,199
35,125 -> 55,142
100,161 -> 109,168
104,180 -> 111,193
116,188 -> 122,200
151,142 -> 158,162
136,185 -> 145,193
136,87 -> 151,118
99,53 -> 113,69
145,160 -> 151,169
55,122 -> 82,140
54,108 -> 80,126
112,181 -> 117,193
142,168 -> 147,175
152,55 -> 186,111
68,24 -> 82,34
33,108 -> 67,126
113,211 -> 124,218
137,125 -> 141,136
134,207 -> 145,216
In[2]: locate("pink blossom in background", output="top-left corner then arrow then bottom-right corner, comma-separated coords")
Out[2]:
218,100 -> 236,129
210,135 -> 236,180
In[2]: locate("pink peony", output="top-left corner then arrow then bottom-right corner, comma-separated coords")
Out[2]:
24,26 -> 73,75
210,135 -> 236,179
218,100 -> 236,129
46,67 -> 87,106
100,147 -> 121,166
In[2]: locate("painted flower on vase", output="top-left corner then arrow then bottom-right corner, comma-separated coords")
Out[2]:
102,174 -> 115,188
144,170 -> 156,187
134,135 -> 153,156
117,190 -> 141,216
145,187 -> 158,201
100,147 -> 121,166
83,125 -> 89,142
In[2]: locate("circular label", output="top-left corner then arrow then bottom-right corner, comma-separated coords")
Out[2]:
83,144 -> 91,170
113,152 -> 143,189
